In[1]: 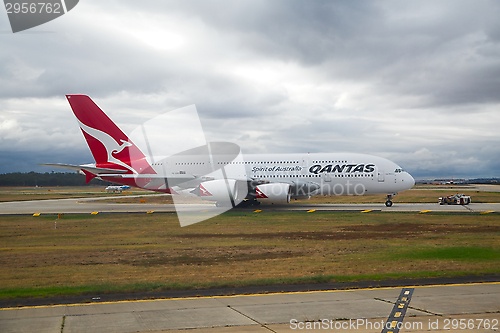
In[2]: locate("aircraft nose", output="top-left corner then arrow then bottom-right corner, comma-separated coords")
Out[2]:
407,173 -> 415,188
398,172 -> 415,191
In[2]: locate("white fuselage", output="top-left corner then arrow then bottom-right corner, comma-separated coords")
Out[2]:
147,152 -> 414,196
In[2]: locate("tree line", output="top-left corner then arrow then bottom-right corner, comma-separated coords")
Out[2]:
0,172 -> 114,187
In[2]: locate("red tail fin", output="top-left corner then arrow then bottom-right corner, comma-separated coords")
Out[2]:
66,95 -> 154,174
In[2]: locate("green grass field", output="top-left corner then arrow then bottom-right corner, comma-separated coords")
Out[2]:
0,210 -> 498,300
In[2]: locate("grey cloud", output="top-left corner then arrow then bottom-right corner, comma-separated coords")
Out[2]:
1,0 -> 500,178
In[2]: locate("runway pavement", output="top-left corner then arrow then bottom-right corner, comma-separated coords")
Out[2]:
1,283 -> 498,332
1,184 -> 499,215
0,196 -> 178,215
1,195 -> 500,215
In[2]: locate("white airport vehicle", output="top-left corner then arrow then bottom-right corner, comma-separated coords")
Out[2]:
438,194 -> 471,205
42,95 -> 415,208
105,185 -> 131,193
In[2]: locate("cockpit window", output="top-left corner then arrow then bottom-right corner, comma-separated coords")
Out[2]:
395,168 -> 405,173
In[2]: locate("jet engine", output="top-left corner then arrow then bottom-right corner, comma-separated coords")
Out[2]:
255,183 -> 291,203
192,179 -> 246,205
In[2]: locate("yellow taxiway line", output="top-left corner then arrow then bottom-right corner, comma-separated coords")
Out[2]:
2,281 -> 498,311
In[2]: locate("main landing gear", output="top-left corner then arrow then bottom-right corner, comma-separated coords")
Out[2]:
385,194 -> 394,207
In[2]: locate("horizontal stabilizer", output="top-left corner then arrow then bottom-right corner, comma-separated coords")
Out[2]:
38,163 -> 129,174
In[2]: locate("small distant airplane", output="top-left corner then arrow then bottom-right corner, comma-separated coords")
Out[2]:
105,185 -> 131,193
42,95 -> 415,207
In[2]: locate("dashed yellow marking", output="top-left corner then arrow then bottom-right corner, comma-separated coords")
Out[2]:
32,213 -> 40,216
404,290 -> 410,295
419,210 -> 431,214
254,210 -> 262,213
391,321 -> 398,328
361,210 -> 373,213
401,297 -> 407,301
146,211 -> 154,214
91,212 -> 98,215
307,209 -> 316,213
398,303 -> 404,308
481,211 -> 494,214
394,312 -> 401,318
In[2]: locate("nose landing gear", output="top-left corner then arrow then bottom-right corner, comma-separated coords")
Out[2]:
385,194 -> 395,207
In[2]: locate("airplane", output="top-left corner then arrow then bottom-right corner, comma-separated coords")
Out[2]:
105,185 -> 131,192
42,95 -> 415,210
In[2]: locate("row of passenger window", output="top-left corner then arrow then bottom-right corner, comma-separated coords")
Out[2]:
174,161 -> 307,165
161,160 -> 353,166
218,161 -> 299,165
175,162 -> 205,165
254,174 -> 374,178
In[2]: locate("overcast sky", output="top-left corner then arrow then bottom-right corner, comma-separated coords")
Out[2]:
1,0 -> 500,179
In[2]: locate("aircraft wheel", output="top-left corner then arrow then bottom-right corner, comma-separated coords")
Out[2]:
385,200 -> 393,207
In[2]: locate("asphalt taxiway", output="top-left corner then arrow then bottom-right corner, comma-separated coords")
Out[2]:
1,283 -> 498,332
0,195 -> 178,215
1,195 -> 500,215
2,184 -> 499,215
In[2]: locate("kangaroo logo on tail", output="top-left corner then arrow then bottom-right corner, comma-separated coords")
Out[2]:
77,121 -> 137,174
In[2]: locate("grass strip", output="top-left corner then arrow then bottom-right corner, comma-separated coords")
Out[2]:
0,269 -> 497,300
1,211 -> 498,300
394,247 -> 500,261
